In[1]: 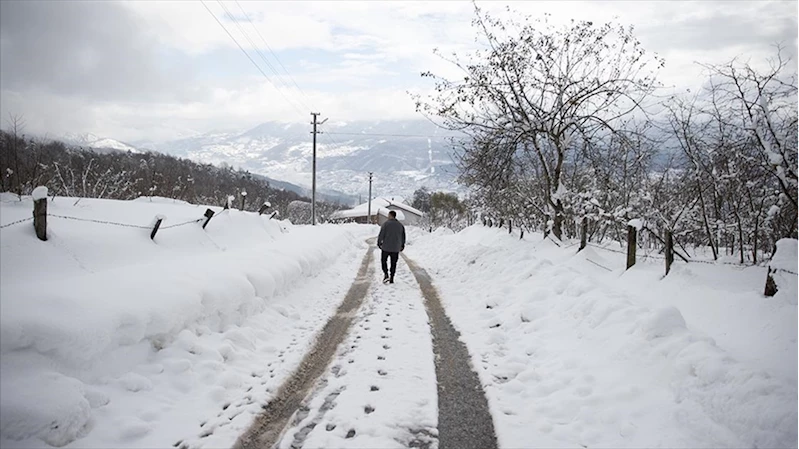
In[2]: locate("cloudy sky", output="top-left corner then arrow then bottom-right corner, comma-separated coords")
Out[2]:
0,0 -> 795,143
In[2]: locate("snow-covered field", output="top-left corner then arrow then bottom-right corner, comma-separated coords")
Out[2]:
0,194 -> 374,447
1,193 -> 796,448
407,226 -> 797,448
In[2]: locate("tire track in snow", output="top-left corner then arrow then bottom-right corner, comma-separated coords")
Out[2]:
233,244 -> 497,449
403,254 -> 498,449
233,242 -> 375,449
275,248 -> 438,449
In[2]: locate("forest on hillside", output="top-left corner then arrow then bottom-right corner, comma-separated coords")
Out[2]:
0,126 -> 342,221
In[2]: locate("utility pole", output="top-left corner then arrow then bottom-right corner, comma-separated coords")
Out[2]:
310,112 -> 327,225
367,172 -> 373,224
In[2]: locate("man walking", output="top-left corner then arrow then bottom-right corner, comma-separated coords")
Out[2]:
377,210 -> 405,284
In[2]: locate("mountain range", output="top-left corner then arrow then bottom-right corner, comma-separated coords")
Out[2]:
63,120 -> 462,206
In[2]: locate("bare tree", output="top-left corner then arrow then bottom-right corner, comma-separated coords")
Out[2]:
5,114 -> 25,199
416,7 -> 663,239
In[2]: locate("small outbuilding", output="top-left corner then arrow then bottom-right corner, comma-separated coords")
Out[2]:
330,197 -> 424,225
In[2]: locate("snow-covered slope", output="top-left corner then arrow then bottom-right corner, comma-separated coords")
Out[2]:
0,193 -> 374,447
63,132 -> 141,153
141,120 -> 461,199
407,226 -> 797,448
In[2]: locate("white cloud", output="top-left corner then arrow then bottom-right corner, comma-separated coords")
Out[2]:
1,1 -> 795,141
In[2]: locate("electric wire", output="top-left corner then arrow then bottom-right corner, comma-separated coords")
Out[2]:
233,0 -> 314,105
200,0 -> 306,121
215,0 -> 312,114
325,131 -> 459,139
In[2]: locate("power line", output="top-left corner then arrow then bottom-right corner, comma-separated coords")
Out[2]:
216,0 -> 312,114
233,0 -> 314,107
200,0 -> 306,120
325,132 -> 459,139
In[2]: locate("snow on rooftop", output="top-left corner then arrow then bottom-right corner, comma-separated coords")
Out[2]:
332,197 -> 421,220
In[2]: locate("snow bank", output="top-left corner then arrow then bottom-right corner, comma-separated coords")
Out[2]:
407,225 -> 797,448
770,238 -> 799,306
0,193 -> 373,447
771,238 -> 798,273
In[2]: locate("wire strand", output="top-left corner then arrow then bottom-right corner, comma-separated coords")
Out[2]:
233,0 -> 315,109
215,0 -> 311,114
0,217 -> 34,229
201,0 -> 307,121
325,132 -> 459,139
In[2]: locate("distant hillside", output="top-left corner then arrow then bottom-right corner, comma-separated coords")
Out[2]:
133,119 -> 464,199
0,130 -> 347,218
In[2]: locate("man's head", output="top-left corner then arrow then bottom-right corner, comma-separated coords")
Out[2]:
388,210 -> 397,219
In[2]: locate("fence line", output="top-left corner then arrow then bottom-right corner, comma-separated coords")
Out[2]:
3,214 -> 206,232
159,218 -> 205,229
48,214 -> 152,229
508,223 -> 796,276
0,217 -> 34,229
33,214 -> 204,230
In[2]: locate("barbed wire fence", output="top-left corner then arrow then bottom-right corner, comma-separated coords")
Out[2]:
483,217 -> 797,296
0,188 -> 279,242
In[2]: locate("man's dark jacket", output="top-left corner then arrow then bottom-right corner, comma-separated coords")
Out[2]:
377,218 -> 405,252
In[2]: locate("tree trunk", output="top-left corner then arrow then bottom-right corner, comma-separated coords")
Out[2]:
665,230 -> 674,276
552,199 -> 564,240
735,210 -> 745,264
698,186 -> 718,260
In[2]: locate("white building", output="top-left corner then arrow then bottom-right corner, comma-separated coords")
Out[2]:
330,197 -> 424,225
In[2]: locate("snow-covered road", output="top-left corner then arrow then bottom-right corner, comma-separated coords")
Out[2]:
272,248 -> 440,449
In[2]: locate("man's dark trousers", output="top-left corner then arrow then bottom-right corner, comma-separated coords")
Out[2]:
381,251 -> 399,278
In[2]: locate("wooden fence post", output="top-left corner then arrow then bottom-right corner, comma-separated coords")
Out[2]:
32,186 -> 48,241
626,225 -> 637,270
579,217 -> 587,252
764,267 -> 778,296
258,201 -> 271,215
240,191 -> 247,210
508,219 -> 512,234
665,230 -> 674,276
150,215 -> 164,240
202,208 -> 215,229
268,211 -> 279,220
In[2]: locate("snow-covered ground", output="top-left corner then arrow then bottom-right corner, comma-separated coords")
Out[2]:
0,194 -> 374,448
406,226 -> 797,448
274,257 -> 438,449
1,194 -> 796,448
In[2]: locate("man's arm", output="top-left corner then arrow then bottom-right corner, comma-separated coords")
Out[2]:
401,225 -> 406,251
377,223 -> 385,248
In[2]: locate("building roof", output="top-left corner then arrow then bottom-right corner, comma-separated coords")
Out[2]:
384,198 -> 424,216
330,197 -> 420,220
